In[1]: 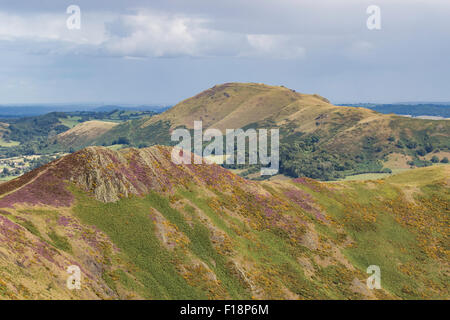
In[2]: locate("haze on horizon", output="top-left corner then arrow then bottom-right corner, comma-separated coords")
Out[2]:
0,0 -> 449,105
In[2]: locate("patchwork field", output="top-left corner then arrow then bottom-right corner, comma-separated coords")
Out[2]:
0,137 -> 20,147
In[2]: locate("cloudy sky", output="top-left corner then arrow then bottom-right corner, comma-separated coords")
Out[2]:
0,0 -> 449,105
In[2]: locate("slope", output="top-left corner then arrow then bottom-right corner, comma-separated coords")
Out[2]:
55,120 -> 119,149
0,146 -> 447,299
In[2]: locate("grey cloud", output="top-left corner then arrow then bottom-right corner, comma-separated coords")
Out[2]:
0,0 -> 449,104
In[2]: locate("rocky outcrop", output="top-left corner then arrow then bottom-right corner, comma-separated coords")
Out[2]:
0,146 -> 251,205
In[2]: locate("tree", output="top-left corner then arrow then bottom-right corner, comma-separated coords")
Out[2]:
425,143 -> 434,153
441,157 -> 449,163
396,140 -> 404,149
406,141 -> 417,149
416,149 -> 426,157
113,137 -> 130,145
431,156 -> 439,163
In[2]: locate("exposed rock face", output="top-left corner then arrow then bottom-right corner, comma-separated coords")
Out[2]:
62,146 -> 251,203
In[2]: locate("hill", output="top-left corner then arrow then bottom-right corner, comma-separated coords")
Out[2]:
0,105 -> 166,118
91,83 -> 450,180
55,121 -> 119,149
0,146 -> 447,299
141,83 -> 331,131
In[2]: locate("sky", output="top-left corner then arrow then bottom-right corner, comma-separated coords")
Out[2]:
0,0 -> 449,105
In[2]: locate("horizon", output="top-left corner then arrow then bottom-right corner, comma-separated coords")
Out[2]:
1,81 -> 450,108
2,98 -> 450,108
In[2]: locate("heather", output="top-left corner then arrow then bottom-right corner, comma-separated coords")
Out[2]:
0,171 -> 73,208
0,146 -> 448,299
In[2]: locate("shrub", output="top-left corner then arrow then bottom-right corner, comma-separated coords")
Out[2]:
416,149 -> 426,157
406,141 -> 417,149
396,140 -> 404,148
424,144 -> 434,153
112,137 -> 130,145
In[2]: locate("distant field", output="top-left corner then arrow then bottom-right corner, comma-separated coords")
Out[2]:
338,169 -> 409,181
337,165 -> 446,181
106,144 -> 125,151
59,116 -> 82,128
0,175 -> 15,182
0,153 -> 66,181
0,138 -> 20,147
341,172 -> 392,181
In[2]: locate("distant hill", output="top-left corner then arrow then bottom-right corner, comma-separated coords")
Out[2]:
0,145 -> 447,299
92,105 -> 171,113
55,121 -> 119,149
0,110 -> 158,158
0,105 -> 168,118
142,83 -> 331,130
91,83 -> 450,180
340,104 -> 450,118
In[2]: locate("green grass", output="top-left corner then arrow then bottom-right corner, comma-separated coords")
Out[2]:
342,212 -> 422,298
0,176 -> 15,182
308,170 -> 449,299
72,188 -> 210,299
390,168 -> 411,174
48,231 -> 72,253
180,186 -> 346,299
146,191 -> 250,299
59,116 -> 81,128
385,164 -> 448,185
0,138 -> 20,147
341,173 -> 391,181
19,220 -> 41,237
39,164 -> 447,299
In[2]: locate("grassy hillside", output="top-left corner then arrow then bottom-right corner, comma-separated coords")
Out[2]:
92,83 -> 450,180
55,120 -> 119,149
0,146 -> 447,299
